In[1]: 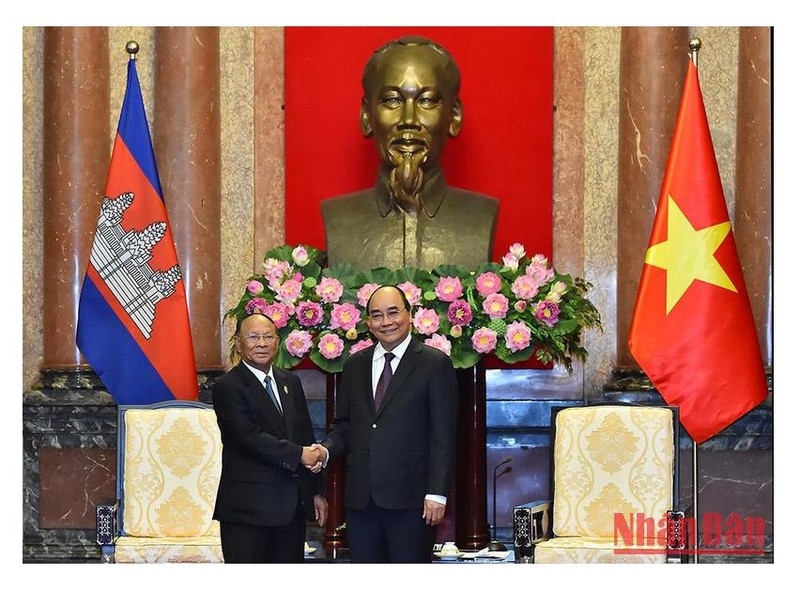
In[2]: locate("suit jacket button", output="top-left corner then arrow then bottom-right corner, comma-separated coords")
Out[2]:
372,424 -> 377,429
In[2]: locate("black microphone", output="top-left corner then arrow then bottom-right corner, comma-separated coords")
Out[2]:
489,457 -> 512,551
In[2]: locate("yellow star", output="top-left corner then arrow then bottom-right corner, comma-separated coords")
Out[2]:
645,195 -> 737,314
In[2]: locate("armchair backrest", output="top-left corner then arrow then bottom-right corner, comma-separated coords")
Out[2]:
550,405 -> 676,539
117,401 -> 221,538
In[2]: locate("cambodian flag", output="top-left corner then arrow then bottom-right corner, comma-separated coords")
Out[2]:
77,56 -> 198,404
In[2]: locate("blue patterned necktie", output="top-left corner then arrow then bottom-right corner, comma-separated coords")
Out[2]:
374,352 -> 395,410
264,376 -> 282,415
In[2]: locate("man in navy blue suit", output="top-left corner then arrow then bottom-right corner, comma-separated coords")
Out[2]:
315,285 -> 458,562
212,313 -> 327,563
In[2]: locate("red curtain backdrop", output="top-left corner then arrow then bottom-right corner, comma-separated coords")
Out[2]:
284,26 -> 554,265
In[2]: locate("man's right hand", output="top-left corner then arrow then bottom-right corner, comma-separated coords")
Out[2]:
300,444 -> 327,473
301,445 -> 326,473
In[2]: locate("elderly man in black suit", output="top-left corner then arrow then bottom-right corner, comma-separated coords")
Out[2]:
212,313 -> 327,563
314,285 -> 458,563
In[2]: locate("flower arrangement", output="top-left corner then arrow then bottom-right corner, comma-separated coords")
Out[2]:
225,243 -> 602,373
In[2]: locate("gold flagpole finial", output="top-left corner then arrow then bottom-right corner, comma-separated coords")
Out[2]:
126,41 -> 140,60
689,38 -> 702,66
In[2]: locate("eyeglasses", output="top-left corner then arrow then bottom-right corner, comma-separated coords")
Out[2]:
243,333 -> 277,344
368,309 -> 405,322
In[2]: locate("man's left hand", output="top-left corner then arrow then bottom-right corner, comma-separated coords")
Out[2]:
422,499 -> 445,526
313,495 -> 328,527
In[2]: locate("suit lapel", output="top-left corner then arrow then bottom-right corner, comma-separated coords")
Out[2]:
273,370 -> 292,424
376,339 -> 422,417
353,350 -> 379,417
237,363 -> 287,435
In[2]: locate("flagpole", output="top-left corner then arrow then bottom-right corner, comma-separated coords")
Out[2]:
692,441 -> 699,563
689,36 -> 701,565
126,40 -> 139,59
689,37 -> 701,66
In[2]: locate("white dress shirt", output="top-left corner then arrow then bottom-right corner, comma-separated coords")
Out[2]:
241,360 -> 283,413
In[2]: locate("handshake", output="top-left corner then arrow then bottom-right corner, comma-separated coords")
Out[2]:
301,443 -> 327,474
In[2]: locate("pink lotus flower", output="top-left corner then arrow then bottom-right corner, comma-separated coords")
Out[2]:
530,254 -> 549,266
505,321 -> 532,352
357,283 -> 381,308
263,258 -> 291,285
511,274 -> 540,300
501,253 -> 519,271
413,308 -> 440,335
350,338 -> 374,354
285,329 -> 313,357
316,277 -> 344,303
245,298 -> 268,315
482,293 -> 509,320
513,300 -> 527,313
424,333 -> 452,356
318,332 -> 345,360
330,303 -> 360,331
545,280 -> 568,304
449,325 -> 463,338
526,263 -> 554,286
475,271 -> 502,296
434,276 -> 463,302
472,327 -> 498,354
508,243 -> 526,260
277,278 -> 303,303
246,280 -> 264,295
526,255 -> 554,285
397,281 -> 422,306
293,272 -> 304,282
447,299 -> 473,326
296,300 -> 324,327
535,300 -> 561,327
263,302 -> 291,329
291,245 -> 310,267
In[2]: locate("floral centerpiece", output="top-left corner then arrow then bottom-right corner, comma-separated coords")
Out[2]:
225,243 -> 602,373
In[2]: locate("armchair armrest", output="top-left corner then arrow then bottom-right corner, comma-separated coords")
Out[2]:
513,500 -> 551,563
96,498 -> 120,563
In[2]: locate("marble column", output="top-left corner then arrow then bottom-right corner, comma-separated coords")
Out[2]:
615,26 -> 688,368
253,27 -> 286,272
27,28 -> 117,563
734,27 -> 772,367
42,27 -> 110,371
153,27 -> 223,372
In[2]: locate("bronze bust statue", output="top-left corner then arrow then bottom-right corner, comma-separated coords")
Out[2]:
321,36 -> 499,270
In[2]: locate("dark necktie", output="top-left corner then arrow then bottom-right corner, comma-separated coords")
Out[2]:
264,376 -> 282,415
374,352 -> 395,410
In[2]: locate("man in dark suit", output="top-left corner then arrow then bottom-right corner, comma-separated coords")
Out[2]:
212,313 -> 327,563
315,285 -> 458,562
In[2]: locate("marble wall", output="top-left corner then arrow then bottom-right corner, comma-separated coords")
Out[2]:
21,26 -> 760,392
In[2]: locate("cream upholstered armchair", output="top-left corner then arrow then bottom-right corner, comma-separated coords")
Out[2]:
532,404 -> 684,563
96,401 -> 223,563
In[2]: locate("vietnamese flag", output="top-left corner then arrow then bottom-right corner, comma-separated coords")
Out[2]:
628,58 -> 767,443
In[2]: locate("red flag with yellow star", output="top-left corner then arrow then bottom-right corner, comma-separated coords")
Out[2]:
628,58 -> 767,443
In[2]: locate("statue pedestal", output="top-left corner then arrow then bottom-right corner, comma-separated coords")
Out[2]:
323,373 -> 348,559
455,363 -> 490,550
